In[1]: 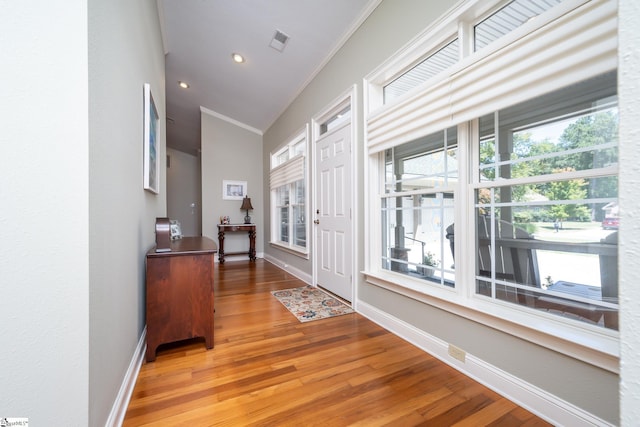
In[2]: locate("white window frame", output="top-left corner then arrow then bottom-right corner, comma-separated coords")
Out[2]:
270,125 -> 309,257
363,0 -> 619,372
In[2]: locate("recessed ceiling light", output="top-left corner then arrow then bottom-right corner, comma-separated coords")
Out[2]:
178,81 -> 189,89
232,53 -> 245,63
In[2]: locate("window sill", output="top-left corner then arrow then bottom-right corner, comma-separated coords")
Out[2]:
269,241 -> 309,259
363,270 -> 619,373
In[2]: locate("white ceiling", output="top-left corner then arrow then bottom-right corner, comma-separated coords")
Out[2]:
159,0 -> 379,155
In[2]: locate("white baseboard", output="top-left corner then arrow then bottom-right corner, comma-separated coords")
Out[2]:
356,300 -> 612,427
105,328 -> 146,427
263,254 -> 312,285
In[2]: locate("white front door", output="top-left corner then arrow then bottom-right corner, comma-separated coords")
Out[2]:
315,120 -> 352,302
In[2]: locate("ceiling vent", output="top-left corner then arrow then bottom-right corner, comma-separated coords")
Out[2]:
269,30 -> 290,52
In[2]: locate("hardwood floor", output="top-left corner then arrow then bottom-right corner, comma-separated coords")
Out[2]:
123,259 -> 551,426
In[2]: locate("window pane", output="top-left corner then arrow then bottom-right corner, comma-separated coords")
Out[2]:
382,193 -> 455,286
479,107 -> 618,182
293,140 -> 306,157
320,106 -> 351,135
292,180 -> 306,248
292,205 -> 305,248
384,39 -> 459,103
473,205 -> 618,329
279,208 -> 289,243
276,186 -> 289,243
294,179 -> 305,204
273,150 -> 289,168
475,0 -> 563,51
276,185 -> 289,206
474,72 -> 618,330
385,127 -> 458,194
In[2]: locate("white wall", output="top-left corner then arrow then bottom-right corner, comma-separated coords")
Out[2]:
618,0 -> 640,425
88,0 -> 166,425
0,1 -> 89,424
201,110 -> 264,255
167,148 -> 202,236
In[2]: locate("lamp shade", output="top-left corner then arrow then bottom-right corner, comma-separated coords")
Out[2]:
240,196 -> 253,211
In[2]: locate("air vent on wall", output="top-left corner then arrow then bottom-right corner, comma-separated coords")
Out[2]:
269,29 -> 290,52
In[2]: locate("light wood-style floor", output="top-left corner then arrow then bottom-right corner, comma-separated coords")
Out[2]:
123,259 -> 550,426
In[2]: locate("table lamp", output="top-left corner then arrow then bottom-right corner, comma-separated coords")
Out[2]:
240,196 -> 254,224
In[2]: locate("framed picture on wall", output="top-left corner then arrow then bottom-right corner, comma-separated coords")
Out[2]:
222,180 -> 247,200
143,83 -> 159,194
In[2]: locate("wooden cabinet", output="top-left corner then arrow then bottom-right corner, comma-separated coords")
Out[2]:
145,236 -> 217,362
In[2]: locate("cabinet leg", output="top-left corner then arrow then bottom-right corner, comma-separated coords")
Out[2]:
146,343 -> 157,362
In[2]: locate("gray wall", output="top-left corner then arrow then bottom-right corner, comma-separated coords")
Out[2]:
88,0 -> 166,425
263,0 -> 621,423
1,1 -> 90,424
201,111 -> 264,254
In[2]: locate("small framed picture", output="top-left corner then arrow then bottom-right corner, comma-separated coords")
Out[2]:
143,83 -> 159,194
223,180 -> 247,200
170,219 -> 182,240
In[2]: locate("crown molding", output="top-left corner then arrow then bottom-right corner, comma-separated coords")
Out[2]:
200,106 -> 263,136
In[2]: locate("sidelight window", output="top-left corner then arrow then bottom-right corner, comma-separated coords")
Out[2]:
270,128 -> 308,254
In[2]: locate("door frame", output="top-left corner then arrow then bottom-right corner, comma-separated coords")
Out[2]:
311,85 -> 358,305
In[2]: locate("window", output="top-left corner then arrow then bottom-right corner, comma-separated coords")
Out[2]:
474,72 -> 618,330
382,127 -> 458,288
383,39 -> 459,104
320,105 -> 351,136
270,129 -> 308,254
474,0 -> 564,51
364,0 -> 618,362
473,72 -> 618,326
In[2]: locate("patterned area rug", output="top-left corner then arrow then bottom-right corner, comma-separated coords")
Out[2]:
271,286 -> 354,322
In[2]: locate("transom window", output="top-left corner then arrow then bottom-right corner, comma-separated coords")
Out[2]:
474,0 -> 564,51
383,39 -> 459,103
320,105 -> 351,136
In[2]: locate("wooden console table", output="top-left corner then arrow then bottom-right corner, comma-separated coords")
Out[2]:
145,236 -> 217,362
217,224 -> 256,263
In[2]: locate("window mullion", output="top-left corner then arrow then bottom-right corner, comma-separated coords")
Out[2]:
458,120 -> 473,299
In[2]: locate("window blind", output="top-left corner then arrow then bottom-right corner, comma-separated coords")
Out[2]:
367,0 -> 617,154
270,154 -> 304,189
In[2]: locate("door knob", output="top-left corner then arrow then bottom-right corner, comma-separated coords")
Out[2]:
314,219 -> 320,224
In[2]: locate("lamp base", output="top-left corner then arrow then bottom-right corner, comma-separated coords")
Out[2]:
244,214 -> 251,224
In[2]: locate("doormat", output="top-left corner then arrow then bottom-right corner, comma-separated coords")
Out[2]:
271,285 -> 354,322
